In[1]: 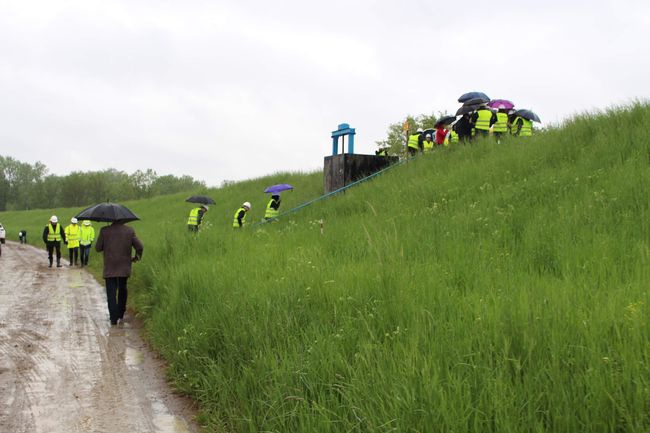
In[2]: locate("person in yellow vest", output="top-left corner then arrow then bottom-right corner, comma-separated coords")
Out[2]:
422,133 -> 435,152
79,220 -> 95,266
64,217 -> 81,266
187,204 -> 209,232
446,129 -> 460,146
264,195 -> 281,220
375,146 -> 389,156
471,105 -> 497,138
233,202 -> 251,228
492,109 -> 509,143
41,215 -> 66,268
406,128 -> 423,156
510,115 -> 533,137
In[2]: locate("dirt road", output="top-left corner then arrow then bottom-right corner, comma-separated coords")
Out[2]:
0,242 -> 198,433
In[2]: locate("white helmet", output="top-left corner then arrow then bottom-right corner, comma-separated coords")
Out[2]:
243,202 -> 251,209
83,220 -> 91,226
71,217 -> 78,224
50,215 -> 58,223
416,128 -> 424,133
201,204 -> 209,210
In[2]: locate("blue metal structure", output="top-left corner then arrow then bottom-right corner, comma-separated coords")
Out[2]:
331,123 -> 356,155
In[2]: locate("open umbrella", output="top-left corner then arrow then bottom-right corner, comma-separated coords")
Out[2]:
463,96 -> 490,106
75,202 -> 139,223
488,99 -> 515,110
435,115 -> 457,127
458,91 -> 490,103
514,109 -> 541,123
186,195 -> 215,205
264,183 -> 294,194
456,104 -> 482,116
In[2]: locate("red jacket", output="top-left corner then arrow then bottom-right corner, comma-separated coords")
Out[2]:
435,127 -> 448,145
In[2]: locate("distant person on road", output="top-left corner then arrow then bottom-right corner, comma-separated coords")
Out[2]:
79,220 -> 95,266
375,146 -> 389,156
406,128 -> 424,156
18,230 -> 27,244
264,195 -> 281,220
65,218 -> 81,266
42,215 -> 66,268
95,220 -> 144,325
233,202 -> 251,228
472,105 -> 497,138
187,204 -> 209,232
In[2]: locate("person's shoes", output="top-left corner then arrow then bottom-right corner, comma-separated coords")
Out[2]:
110,320 -> 118,326
56,262 -> 62,268
48,263 -> 52,268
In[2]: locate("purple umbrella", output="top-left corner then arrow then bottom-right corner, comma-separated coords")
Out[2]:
488,99 -> 515,110
264,183 -> 294,194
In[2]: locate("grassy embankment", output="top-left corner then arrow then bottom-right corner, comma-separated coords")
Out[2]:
1,103 -> 649,432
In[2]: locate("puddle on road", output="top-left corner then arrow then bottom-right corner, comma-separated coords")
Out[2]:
124,346 -> 144,368
151,398 -> 192,433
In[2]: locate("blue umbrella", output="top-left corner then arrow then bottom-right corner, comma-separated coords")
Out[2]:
264,184 -> 294,194
514,109 -> 541,123
458,91 -> 490,103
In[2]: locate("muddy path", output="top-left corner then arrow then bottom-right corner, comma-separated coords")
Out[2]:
0,241 -> 199,433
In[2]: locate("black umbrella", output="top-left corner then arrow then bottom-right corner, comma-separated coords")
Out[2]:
75,203 -> 140,223
456,104 -> 482,116
458,91 -> 490,103
186,195 -> 216,205
463,96 -> 490,106
435,115 -> 457,126
514,109 -> 541,123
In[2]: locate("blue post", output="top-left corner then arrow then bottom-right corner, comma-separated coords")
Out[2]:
331,123 -> 356,155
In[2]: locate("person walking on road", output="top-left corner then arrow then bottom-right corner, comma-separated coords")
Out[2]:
18,230 -> 27,244
95,220 -> 144,325
42,215 -> 66,268
65,217 -> 81,266
79,220 -> 95,266
264,195 -> 281,220
187,204 -> 209,232
233,202 -> 251,228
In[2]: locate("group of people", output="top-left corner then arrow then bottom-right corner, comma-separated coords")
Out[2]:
42,214 -> 143,326
186,195 -> 282,231
387,106 -> 534,157
42,216 -> 95,267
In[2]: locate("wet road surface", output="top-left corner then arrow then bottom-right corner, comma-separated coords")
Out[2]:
0,242 -> 198,433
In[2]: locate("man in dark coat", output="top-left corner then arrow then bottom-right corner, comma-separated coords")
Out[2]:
42,215 -> 66,268
95,221 -> 144,325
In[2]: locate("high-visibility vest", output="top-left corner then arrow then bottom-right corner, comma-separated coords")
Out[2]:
233,207 -> 247,228
512,117 -> 533,136
407,133 -> 420,150
265,198 -> 280,219
187,207 -> 201,226
65,224 -> 81,248
423,139 -> 434,152
449,130 -> 459,144
474,109 -> 493,131
47,223 -> 62,242
80,225 -> 95,246
493,112 -> 509,133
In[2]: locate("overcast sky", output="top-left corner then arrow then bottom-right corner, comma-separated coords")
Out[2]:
1,0 -> 648,186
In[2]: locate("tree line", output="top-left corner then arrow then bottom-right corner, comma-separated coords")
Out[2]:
0,155 -> 205,211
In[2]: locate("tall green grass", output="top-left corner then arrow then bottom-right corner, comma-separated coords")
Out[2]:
1,103 -> 649,432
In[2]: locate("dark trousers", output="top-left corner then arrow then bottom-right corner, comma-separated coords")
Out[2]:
188,225 -> 198,232
46,242 -> 62,265
474,129 -> 489,138
105,277 -> 128,324
68,247 -> 79,265
80,244 -> 91,265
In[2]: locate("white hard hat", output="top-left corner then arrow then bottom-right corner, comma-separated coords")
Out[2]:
243,202 -> 251,209
50,215 -> 58,223
425,134 -> 432,138
201,204 -> 209,210
83,220 -> 91,226
71,217 -> 78,224
416,128 -> 424,133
